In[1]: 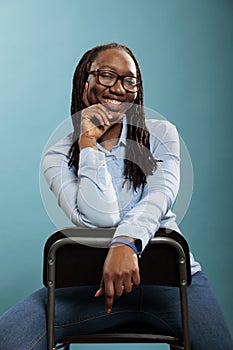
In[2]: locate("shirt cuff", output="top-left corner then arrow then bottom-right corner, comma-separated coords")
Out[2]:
79,148 -> 105,170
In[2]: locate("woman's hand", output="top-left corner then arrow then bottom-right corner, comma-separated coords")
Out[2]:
94,240 -> 140,314
79,104 -> 125,150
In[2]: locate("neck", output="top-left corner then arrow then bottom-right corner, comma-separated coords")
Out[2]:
98,123 -> 123,151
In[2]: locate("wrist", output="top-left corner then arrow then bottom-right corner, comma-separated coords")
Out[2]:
115,235 -> 135,243
79,135 -> 97,150
110,238 -> 141,257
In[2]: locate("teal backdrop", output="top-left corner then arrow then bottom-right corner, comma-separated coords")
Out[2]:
0,1 -> 232,348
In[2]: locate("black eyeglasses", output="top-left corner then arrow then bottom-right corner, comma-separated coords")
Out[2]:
88,69 -> 141,93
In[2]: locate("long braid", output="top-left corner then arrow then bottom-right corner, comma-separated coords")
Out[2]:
68,42 -> 158,190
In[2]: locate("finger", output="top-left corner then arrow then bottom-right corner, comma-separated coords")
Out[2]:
94,287 -> 104,297
132,270 -> 140,287
123,279 -> 134,294
105,295 -> 114,314
104,281 -> 115,314
108,112 -> 126,125
82,109 -> 109,126
96,103 -> 113,115
88,104 -> 113,125
83,110 -> 110,127
114,280 -> 125,297
94,278 -> 104,297
80,118 -> 108,139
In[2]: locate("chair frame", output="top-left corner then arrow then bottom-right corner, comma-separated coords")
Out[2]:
43,227 -> 191,350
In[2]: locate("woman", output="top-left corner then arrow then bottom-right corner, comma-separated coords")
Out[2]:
0,42 -> 232,349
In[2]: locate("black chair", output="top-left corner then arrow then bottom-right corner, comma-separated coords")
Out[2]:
43,227 -> 192,350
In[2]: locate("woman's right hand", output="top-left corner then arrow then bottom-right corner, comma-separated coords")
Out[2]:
79,104 -> 124,150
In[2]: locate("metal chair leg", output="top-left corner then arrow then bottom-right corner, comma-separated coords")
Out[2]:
54,343 -> 70,350
170,345 -> 184,350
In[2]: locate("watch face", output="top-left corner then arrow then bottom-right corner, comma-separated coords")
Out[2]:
135,239 -> 142,253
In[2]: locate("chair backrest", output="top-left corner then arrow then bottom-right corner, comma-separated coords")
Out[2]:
43,227 -> 191,350
43,227 -> 191,288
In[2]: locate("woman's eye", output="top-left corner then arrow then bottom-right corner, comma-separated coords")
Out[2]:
124,77 -> 136,86
100,71 -> 115,79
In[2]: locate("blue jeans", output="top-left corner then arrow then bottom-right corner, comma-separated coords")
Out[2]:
0,271 -> 232,350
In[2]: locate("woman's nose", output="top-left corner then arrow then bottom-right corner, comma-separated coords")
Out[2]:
109,78 -> 125,95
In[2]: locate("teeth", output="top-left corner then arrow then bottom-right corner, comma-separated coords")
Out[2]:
104,99 -> 122,105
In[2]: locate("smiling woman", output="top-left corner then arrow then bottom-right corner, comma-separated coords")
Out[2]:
0,42 -> 232,350
68,43 -> 156,191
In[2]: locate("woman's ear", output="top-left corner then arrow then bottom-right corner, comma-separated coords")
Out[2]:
82,82 -> 90,107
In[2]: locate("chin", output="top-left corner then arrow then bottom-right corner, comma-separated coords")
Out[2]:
104,104 -> 123,113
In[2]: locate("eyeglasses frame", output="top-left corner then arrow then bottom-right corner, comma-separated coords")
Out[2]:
87,69 -> 141,93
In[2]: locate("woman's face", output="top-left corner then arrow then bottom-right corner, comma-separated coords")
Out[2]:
83,48 -> 138,114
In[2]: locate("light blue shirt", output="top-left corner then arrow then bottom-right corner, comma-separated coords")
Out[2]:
42,118 -> 201,275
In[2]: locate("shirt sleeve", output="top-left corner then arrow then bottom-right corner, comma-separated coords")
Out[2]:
113,121 -> 180,250
77,147 -> 120,226
42,135 -> 120,227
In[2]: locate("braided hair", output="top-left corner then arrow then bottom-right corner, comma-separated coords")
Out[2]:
68,42 -> 158,190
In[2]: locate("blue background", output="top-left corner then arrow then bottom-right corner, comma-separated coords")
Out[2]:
0,0 -> 232,348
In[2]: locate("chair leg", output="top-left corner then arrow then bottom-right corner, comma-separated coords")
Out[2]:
56,344 -> 69,350
54,343 -> 70,350
170,345 -> 184,350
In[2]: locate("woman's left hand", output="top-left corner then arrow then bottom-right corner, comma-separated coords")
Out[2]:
94,242 -> 140,314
